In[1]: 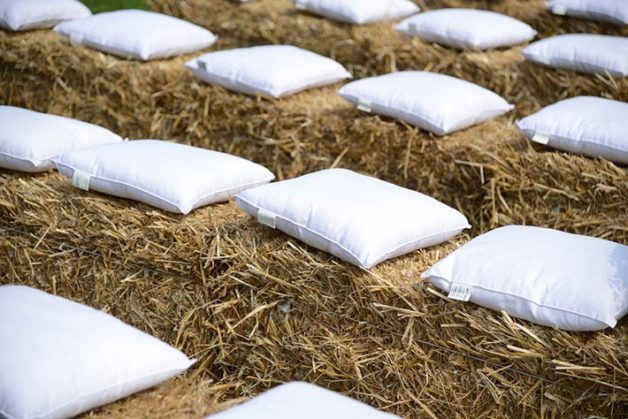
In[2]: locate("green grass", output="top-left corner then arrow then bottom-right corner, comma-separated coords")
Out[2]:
80,0 -> 150,13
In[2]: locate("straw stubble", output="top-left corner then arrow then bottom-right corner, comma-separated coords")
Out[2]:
0,0 -> 627,417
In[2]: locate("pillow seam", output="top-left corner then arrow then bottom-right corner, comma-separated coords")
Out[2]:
340,92 -> 447,134
426,277 -> 619,326
54,161 -> 270,213
404,28 -> 481,49
524,52 -> 625,76
0,150 -> 48,166
342,93 -> 511,135
192,177 -> 274,209
237,195 -> 364,265
367,223 -> 470,267
405,28 -> 535,50
58,32 -> 147,60
517,126 -> 628,154
195,62 -> 350,98
296,2 -> 363,24
238,195 -> 468,269
42,363 -> 193,419
551,4 -> 627,24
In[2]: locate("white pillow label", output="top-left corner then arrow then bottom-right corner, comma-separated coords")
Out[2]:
532,133 -> 550,145
295,1 -> 307,10
357,99 -> 372,113
552,5 -> 567,15
71,170 -> 91,191
69,33 -> 83,46
257,209 -> 277,229
447,283 -> 472,301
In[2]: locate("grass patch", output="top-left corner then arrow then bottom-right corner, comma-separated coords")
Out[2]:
80,0 -> 150,13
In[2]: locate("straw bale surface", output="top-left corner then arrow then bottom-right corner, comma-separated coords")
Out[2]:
1,0 -> 627,417
1,173 -> 626,418
1,28 -> 626,240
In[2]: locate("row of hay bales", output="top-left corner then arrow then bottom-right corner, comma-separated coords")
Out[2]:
0,0 -> 626,417
2,173 -> 626,418
0,27 -> 628,242
2,29 -> 626,240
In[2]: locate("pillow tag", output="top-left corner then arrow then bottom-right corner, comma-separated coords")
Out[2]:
532,133 -> 550,145
69,33 -> 83,46
197,60 -> 207,71
71,170 -> 91,191
408,22 -> 417,32
357,99 -> 372,113
448,283 -> 472,301
552,5 -> 567,15
294,0 -> 307,11
257,209 -> 277,229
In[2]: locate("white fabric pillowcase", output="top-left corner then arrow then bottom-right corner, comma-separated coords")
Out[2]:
186,45 -> 352,98
516,96 -> 628,165
523,34 -> 628,77
338,71 -> 513,135
54,10 -> 217,60
396,9 -> 537,50
235,169 -> 470,269
208,382 -> 400,419
53,140 -> 275,214
0,285 -> 194,419
0,0 -> 91,31
0,106 -> 122,173
293,0 -> 419,25
422,226 -> 628,331
546,0 -> 628,25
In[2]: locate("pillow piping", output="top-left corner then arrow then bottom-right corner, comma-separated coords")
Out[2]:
516,123 -> 628,154
339,91 -> 447,134
0,150 -> 50,170
398,27 -> 537,51
236,194 -> 470,269
341,91 -> 513,135
424,274 -> 620,329
54,160 -> 273,214
547,0 -> 628,25
190,59 -> 351,98
34,361 -> 195,419
295,0 -> 419,24
523,51 -> 627,77
57,30 -> 217,61
0,2 -> 91,32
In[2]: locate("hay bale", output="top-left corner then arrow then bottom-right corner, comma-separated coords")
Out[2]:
1,29 -> 626,240
0,172 -> 626,417
149,0 -> 628,113
1,0 -> 627,416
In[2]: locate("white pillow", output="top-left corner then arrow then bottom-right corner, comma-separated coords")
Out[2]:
0,106 -> 122,173
396,9 -> 537,50
208,382 -> 400,418
0,285 -> 194,419
53,140 -> 275,214
522,34 -> 628,77
338,71 -> 513,135
516,96 -> 628,165
293,0 -> 419,25
546,0 -> 628,25
54,10 -> 217,61
0,0 -> 91,31
422,226 -> 628,331
235,169 -> 470,269
186,45 -> 352,98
